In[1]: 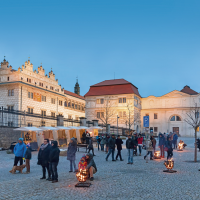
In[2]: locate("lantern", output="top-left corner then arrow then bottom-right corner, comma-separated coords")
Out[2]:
163,159 -> 177,173
154,151 -> 161,159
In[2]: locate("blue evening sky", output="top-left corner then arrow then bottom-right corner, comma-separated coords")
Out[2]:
0,0 -> 200,97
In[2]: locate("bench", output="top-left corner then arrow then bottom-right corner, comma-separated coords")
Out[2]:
77,144 -> 88,153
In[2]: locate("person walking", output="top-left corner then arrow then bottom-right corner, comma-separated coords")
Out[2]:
137,134 -> 143,156
96,135 -> 101,151
105,135 -> 110,153
115,135 -> 123,161
144,138 -> 154,160
37,139 -> 52,180
159,133 -> 165,158
126,135 -> 134,164
106,134 -> 116,161
49,141 -> 60,183
67,138 -> 78,172
24,144 -> 32,174
173,133 -> 178,149
88,137 -> 95,156
151,136 -> 157,153
86,132 -> 90,144
166,137 -> 173,160
82,132 -> 86,144
132,133 -> 138,156
100,135 -> 105,151
9,138 -> 26,173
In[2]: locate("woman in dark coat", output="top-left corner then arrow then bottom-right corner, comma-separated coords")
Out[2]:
37,139 -> 52,180
166,137 -> 173,160
115,135 -> 123,161
67,138 -> 78,172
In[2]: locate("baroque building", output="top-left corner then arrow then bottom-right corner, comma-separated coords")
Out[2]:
0,58 -> 85,126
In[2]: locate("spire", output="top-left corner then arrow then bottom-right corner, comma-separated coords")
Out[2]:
74,77 -> 80,95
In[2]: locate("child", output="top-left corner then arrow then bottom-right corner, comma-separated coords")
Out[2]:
78,155 -> 88,171
88,137 -> 95,156
24,144 -> 32,174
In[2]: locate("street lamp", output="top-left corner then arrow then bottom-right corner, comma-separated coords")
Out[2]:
117,115 -> 120,135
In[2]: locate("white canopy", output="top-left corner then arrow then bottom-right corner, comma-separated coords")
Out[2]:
39,127 -> 59,131
56,126 -> 71,130
13,127 -> 42,131
77,126 -> 90,129
88,126 -> 103,130
67,126 -> 81,130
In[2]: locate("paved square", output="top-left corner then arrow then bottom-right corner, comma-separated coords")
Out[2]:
0,137 -> 200,200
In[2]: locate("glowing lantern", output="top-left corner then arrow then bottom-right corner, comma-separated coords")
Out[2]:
163,159 -> 177,173
154,151 -> 161,159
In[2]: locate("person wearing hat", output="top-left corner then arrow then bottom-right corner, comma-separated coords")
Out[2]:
9,138 -> 27,173
106,134 -> 116,161
24,144 -> 32,174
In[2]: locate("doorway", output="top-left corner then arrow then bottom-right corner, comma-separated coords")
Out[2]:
173,127 -> 179,136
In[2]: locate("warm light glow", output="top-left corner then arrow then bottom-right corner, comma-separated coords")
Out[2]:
178,142 -> 184,150
154,151 -> 160,157
164,159 -> 174,170
76,169 -> 88,182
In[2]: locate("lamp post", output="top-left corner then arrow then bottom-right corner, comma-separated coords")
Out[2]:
117,115 -> 120,135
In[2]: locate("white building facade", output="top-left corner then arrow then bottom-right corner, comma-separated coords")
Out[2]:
0,58 -> 85,127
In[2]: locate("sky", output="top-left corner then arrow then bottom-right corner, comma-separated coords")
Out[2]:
0,0 -> 200,97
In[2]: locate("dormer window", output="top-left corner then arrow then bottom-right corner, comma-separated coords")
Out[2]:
7,77 -> 9,81
50,86 -> 54,90
39,82 -> 43,87
27,78 -> 31,83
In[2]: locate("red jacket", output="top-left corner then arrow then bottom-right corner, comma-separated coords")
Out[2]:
137,137 -> 143,145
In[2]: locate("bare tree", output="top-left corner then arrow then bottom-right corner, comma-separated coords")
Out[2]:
123,103 -> 140,135
96,97 -> 117,133
185,103 -> 200,162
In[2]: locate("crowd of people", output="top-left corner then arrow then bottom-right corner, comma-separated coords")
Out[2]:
9,131 -> 181,183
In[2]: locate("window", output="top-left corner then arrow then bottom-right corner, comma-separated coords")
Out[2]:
51,112 -> 56,117
8,89 -> 14,96
75,104 -> 77,109
68,115 -> 72,119
68,102 -> 71,107
96,99 -> 104,104
59,100 -> 63,106
154,113 -> 158,119
42,95 -> 46,102
41,120 -> 45,126
41,110 -> 46,116
50,86 -> 54,90
8,106 -> 14,111
39,82 -> 43,87
8,121 -> 13,127
78,105 -> 80,110
28,92 -> 33,99
123,98 -> 126,103
72,103 -> 74,108
55,89 -> 59,92
119,98 -> 126,103
75,116 -> 79,120
97,112 -> 104,118
170,115 -> 181,121
119,111 -> 122,117
27,123 -> 32,127
7,77 -> 9,81
28,108 -> 33,114
154,127 -> 158,132
27,78 -> 31,83
51,98 -> 56,104
123,111 -> 126,117
64,101 -> 67,107
82,106 -> 84,111
119,98 -> 122,103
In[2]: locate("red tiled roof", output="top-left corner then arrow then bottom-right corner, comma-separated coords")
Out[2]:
180,86 -> 198,95
85,79 -> 141,97
64,90 -> 85,100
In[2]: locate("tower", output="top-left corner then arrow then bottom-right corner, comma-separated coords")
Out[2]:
74,78 -> 80,95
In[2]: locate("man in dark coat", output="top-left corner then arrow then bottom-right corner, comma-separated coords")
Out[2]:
24,144 -> 32,174
106,134 -> 116,161
82,132 -> 86,144
126,135 -> 134,164
67,138 -> 77,172
88,137 -> 95,156
159,133 -> 165,158
49,141 -> 60,183
85,153 -> 97,181
115,135 -> 123,161
37,139 -> 52,180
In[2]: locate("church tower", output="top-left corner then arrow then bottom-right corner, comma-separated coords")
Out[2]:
74,79 -> 80,95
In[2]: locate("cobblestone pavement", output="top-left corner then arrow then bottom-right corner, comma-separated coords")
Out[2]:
0,137 -> 200,200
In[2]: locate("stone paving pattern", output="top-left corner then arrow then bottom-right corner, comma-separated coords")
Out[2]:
0,137 -> 200,200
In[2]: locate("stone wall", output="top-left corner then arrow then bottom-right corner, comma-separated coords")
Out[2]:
0,127 -> 21,148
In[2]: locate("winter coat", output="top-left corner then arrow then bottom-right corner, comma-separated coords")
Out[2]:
96,136 -> 101,143
82,132 -> 86,139
49,141 -> 60,163
105,137 -> 110,147
25,147 -> 32,159
86,153 -> 97,172
67,138 -> 77,161
147,140 -> 154,151
132,136 -> 138,146
108,137 -> 116,150
100,137 -> 105,145
165,140 -> 173,151
159,134 -> 165,146
137,137 -> 143,145
173,134 -> 178,141
88,138 -> 94,149
37,144 -> 51,166
14,142 -> 27,158
152,138 -> 156,148
115,138 -> 123,150
126,138 -> 135,149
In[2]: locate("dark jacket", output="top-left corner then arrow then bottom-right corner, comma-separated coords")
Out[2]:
159,134 -> 165,146
173,134 -> 178,141
86,153 -> 97,172
115,138 -> 123,150
37,143 -> 51,166
25,147 -> 32,159
105,136 -> 110,147
88,137 -> 94,149
67,138 -> 77,161
152,138 -> 156,148
82,132 -> 86,139
49,141 -> 60,163
126,138 -> 135,149
132,136 -> 138,146
108,137 -> 116,149
165,140 -> 173,151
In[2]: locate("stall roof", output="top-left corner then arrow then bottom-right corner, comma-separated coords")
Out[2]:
39,127 -> 59,130
88,126 -> 103,130
67,126 -> 81,130
13,127 -> 42,131
56,126 -> 71,130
